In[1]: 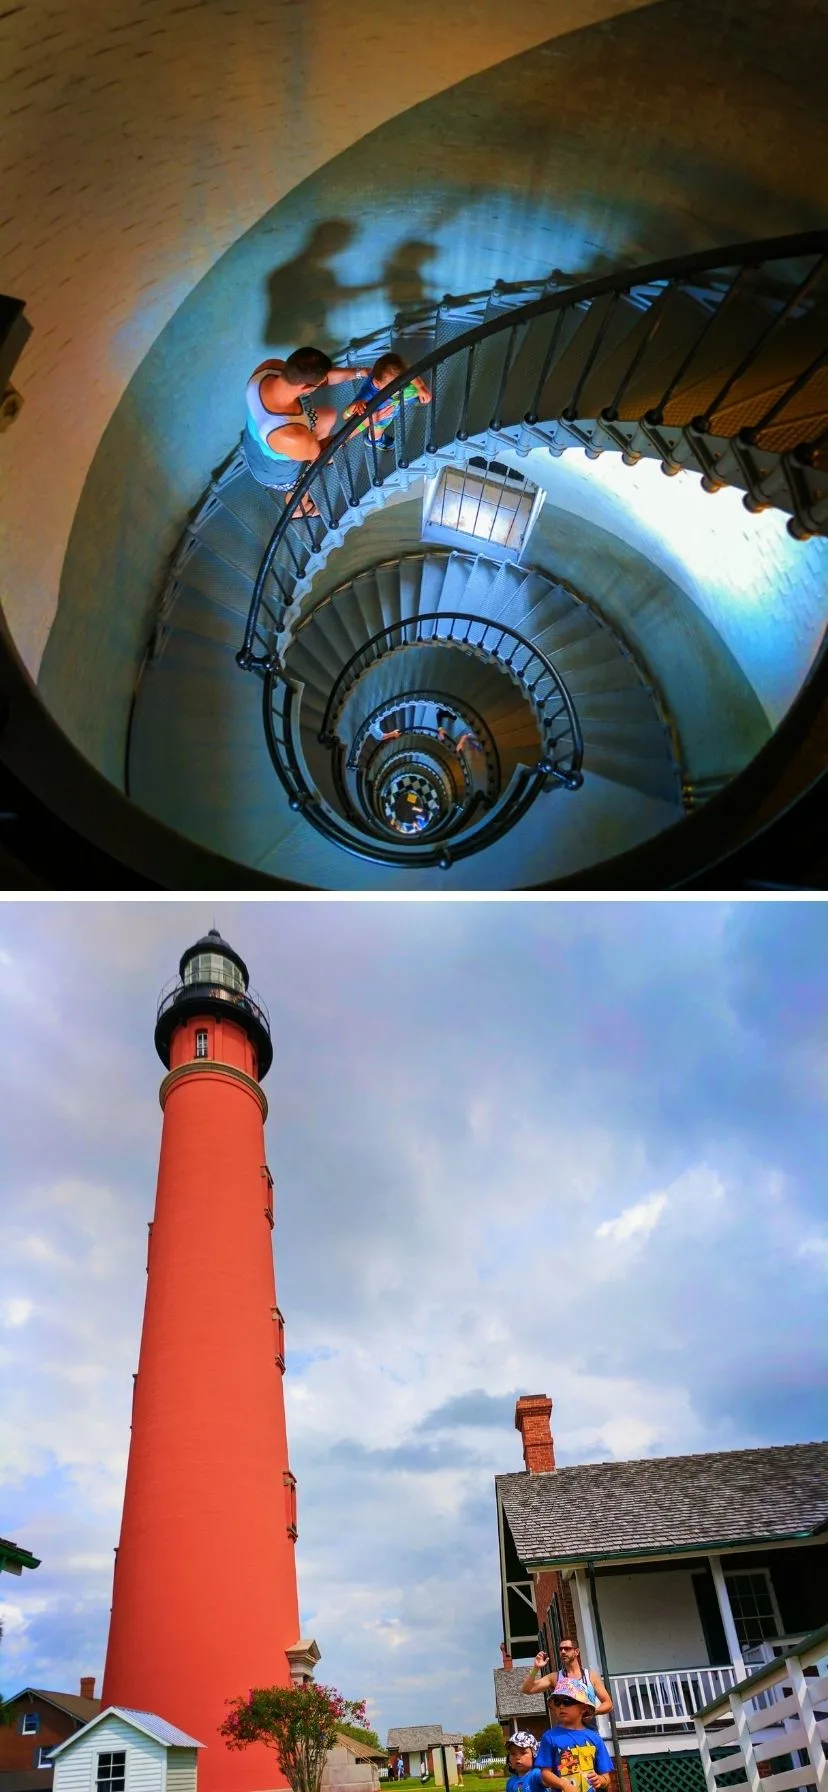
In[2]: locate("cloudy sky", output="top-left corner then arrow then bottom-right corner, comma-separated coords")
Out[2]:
1,900 -> 826,1737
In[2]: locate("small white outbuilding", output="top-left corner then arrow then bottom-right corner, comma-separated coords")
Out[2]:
50,1706 -> 204,1792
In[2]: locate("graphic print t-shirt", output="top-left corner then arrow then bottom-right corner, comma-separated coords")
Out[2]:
535,1727 -> 613,1792
506,1768 -> 545,1792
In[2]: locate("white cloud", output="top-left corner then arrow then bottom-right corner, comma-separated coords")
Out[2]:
595,1190 -> 668,1244
2,1298 -> 33,1328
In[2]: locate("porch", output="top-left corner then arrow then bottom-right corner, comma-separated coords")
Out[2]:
559,1550 -> 821,1744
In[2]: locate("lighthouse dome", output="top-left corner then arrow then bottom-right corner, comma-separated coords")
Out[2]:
155,928 -> 272,1076
179,928 -> 249,990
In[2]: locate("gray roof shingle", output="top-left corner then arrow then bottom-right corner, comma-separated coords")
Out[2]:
492,1669 -> 546,1720
497,1441 -> 828,1563
387,1729 -> 463,1750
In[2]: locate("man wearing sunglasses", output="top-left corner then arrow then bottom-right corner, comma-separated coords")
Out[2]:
535,1679 -> 613,1792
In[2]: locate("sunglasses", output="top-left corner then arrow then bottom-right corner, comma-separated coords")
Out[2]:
550,1698 -> 579,1708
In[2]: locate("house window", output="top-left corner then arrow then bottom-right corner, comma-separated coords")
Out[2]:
725,1570 -> 780,1649
423,458 -> 540,556
195,1029 -> 209,1059
21,1713 -> 39,1735
97,1752 -> 127,1792
36,1747 -> 55,1768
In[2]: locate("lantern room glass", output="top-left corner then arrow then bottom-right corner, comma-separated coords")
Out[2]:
183,952 -> 245,993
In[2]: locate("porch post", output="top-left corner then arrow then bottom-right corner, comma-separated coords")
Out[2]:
587,1561 -> 625,1780
571,1568 -> 601,1674
709,1554 -> 747,1681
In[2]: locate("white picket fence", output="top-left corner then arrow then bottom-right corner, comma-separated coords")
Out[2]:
693,1626 -> 828,1792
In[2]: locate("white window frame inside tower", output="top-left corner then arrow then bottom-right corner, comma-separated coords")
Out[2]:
422,457 -> 544,562
195,1029 -> 209,1059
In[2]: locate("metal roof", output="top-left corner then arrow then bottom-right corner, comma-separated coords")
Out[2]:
0,1538 -> 41,1575
497,1440 -> 828,1564
50,1709 -> 204,1757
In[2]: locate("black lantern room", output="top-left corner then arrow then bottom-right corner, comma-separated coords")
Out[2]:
154,928 -> 273,1076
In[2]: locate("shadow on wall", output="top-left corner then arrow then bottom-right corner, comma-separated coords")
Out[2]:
381,239 -> 441,313
263,222 -> 442,348
264,219 -> 380,349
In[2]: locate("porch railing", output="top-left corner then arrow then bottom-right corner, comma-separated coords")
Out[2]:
611,1665 -> 741,1729
693,1623 -> 828,1792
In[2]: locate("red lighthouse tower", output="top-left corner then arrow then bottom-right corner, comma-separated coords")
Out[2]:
102,930 -> 305,1792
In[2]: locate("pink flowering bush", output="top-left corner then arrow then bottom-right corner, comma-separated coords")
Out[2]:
221,1683 -> 370,1792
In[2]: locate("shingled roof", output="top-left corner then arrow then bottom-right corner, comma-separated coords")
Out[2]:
387,1728 -> 464,1750
497,1440 -> 828,1563
492,1669 -> 546,1720
18,1690 -> 101,1724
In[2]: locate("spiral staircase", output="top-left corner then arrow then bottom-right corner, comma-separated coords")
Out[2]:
118,231 -> 828,888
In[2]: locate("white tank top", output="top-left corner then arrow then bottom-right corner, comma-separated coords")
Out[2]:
245,369 -> 301,461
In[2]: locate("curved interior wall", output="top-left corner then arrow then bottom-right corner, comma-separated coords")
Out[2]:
10,0 -> 825,790
2,0 -> 607,669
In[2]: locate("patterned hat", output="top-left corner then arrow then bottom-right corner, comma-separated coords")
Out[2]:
507,1733 -> 539,1756
552,1674 -> 595,1708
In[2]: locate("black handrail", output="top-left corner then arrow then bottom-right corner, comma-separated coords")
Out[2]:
237,230 -> 828,670
262,668 -> 548,869
346,687 -> 499,788
157,973 -> 271,1031
316,610 -> 583,786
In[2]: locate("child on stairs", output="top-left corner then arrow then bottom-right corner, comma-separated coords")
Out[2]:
342,352 -> 431,448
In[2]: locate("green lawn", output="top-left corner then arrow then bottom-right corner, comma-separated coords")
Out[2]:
388,1779 -> 508,1792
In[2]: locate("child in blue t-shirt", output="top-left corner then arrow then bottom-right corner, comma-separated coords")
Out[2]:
342,352 -> 430,446
505,1730 -> 545,1792
536,1681 -> 613,1792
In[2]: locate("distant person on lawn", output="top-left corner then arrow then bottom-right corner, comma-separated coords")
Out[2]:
505,1730 -> 544,1792
536,1681 -> 613,1792
242,345 -> 368,511
455,1744 -> 465,1787
420,1757 -> 429,1785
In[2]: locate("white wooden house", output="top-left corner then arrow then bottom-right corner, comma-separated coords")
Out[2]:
50,1709 -> 203,1792
494,1397 -> 828,1792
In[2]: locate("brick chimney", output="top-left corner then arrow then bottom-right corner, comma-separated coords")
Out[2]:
515,1395 -> 555,1473
79,1677 -> 95,1699
499,1641 -> 513,1671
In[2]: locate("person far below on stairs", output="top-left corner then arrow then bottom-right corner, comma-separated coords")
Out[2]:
342,351 -> 431,448
521,1642 -> 613,1729
241,345 -> 368,516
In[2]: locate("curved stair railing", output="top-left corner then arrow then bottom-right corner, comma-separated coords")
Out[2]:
263,610 -> 583,866
263,665 -> 548,869
317,611 -> 584,785
237,230 -> 828,675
